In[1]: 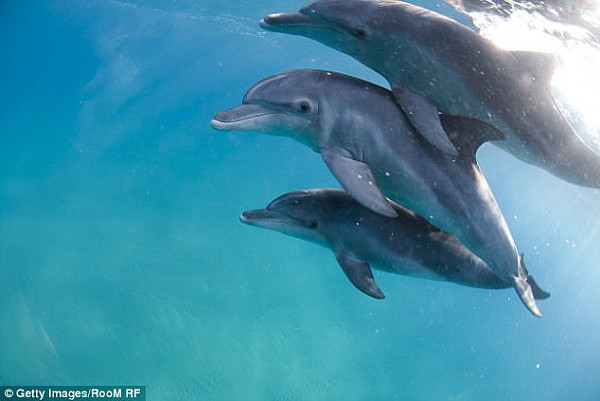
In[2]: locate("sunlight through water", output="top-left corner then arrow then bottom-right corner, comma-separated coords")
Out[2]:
468,2 -> 600,150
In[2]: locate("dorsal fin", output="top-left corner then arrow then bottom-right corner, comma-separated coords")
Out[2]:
510,50 -> 556,84
440,115 -> 505,161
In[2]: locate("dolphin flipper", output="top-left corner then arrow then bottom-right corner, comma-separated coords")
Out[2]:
391,85 -> 458,156
322,148 -> 398,218
335,250 -> 385,299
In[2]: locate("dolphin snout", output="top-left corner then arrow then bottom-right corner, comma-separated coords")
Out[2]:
210,109 -> 236,130
260,12 -> 316,31
239,208 -> 292,230
212,109 -> 231,123
260,14 -> 283,27
239,210 -> 257,224
210,104 -> 276,131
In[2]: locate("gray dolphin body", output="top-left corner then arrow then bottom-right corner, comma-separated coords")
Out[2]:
211,69 -> 542,316
260,0 -> 600,187
241,188 -> 550,303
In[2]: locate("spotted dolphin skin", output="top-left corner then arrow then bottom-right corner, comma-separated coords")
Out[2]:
241,188 -> 550,304
260,0 -> 600,188
211,69 -> 543,317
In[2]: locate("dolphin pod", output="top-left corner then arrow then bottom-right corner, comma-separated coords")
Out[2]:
212,69 -> 542,317
260,0 -> 600,188
240,188 -> 550,301
207,0 -> 571,317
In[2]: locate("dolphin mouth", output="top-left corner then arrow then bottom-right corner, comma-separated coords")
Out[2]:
240,209 -> 316,231
210,104 -> 280,131
240,209 -> 294,229
260,12 -> 324,32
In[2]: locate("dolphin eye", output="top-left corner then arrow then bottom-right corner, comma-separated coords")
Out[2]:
306,220 -> 319,229
298,101 -> 312,113
354,28 -> 367,39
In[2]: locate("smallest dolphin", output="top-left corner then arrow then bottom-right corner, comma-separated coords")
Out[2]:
241,188 -> 550,306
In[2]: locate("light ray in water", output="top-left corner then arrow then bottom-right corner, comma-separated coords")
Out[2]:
469,5 -> 600,151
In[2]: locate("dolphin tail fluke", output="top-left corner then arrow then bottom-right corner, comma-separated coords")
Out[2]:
519,253 -> 550,300
513,254 -> 543,317
513,276 -> 542,317
527,275 -> 551,300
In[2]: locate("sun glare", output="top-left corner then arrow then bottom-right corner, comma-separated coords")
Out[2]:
470,7 -> 600,151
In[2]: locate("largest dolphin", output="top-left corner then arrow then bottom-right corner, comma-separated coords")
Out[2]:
241,188 -> 550,305
260,0 -> 600,187
211,69 -> 543,316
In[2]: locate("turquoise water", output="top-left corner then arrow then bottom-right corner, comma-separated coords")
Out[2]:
1,1 -> 600,400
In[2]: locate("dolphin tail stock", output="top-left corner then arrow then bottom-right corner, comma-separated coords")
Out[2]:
512,254 -> 543,317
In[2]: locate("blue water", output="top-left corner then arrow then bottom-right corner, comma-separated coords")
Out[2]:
1,1 -> 600,400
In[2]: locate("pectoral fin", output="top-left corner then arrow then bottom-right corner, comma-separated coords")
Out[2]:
335,250 -> 385,299
391,85 -> 458,156
322,148 -> 398,218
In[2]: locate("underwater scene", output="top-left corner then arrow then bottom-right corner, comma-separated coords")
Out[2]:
1,0 -> 600,400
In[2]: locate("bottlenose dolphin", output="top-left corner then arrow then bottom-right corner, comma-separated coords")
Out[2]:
241,188 -> 550,304
260,0 -> 600,187
211,69 -> 543,317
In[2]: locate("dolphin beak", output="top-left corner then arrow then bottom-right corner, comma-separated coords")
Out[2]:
210,104 -> 276,131
240,209 -> 298,230
260,12 -> 320,32
240,209 -> 280,226
241,209 -> 316,233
